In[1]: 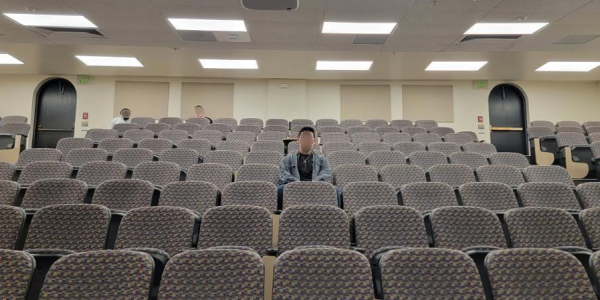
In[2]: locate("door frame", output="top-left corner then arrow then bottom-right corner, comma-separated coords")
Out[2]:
32,77 -> 78,148
488,83 -> 529,154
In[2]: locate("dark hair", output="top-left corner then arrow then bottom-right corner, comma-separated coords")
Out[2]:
120,108 -> 131,113
297,126 -> 315,137
195,105 -> 203,109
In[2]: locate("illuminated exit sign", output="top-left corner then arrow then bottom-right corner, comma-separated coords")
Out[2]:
77,75 -> 93,85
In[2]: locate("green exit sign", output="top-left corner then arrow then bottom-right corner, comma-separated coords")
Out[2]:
77,75 -> 93,85
473,80 -> 488,90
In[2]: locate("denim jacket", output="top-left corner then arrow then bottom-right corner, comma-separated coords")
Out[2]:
279,151 -> 332,185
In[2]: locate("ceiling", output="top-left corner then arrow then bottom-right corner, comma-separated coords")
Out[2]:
1,0 -> 600,80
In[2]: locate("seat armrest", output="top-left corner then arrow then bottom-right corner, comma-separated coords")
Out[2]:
352,247 -> 365,254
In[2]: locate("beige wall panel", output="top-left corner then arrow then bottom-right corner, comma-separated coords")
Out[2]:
402,85 -> 454,122
181,82 -> 234,119
113,81 -> 169,119
340,85 -> 391,121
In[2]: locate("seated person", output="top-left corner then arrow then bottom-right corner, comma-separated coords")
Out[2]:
110,108 -> 131,128
278,126 -> 340,205
194,105 -> 213,124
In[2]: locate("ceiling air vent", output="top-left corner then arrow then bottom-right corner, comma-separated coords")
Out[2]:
241,0 -> 298,10
352,35 -> 389,45
178,31 -> 218,42
29,27 -> 105,39
553,35 -> 600,45
459,35 -> 522,45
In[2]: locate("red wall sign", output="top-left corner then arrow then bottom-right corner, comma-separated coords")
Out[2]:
83,112 -> 89,120
477,115 -> 484,123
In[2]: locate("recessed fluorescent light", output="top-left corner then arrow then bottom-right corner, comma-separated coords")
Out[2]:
0,54 -> 23,65
168,18 -> 246,32
465,22 -> 548,35
426,61 -> 488,71
316,61 -> 373,71
536,62 -> 600,72
76,56 -> 143,67
199,59 -> 258,69
4,13 -> 96,28
322,22 -> 397,34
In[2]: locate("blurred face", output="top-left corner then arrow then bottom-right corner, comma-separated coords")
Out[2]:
121,109 -> 131,119
298,130 -> 315,153
194,107 -> 205,117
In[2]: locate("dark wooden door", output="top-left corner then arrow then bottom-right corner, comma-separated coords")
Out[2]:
488,84 -> 528,154
33,79 -> 77,148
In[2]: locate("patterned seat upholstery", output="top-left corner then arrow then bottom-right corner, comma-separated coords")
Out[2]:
159,148 -> 199,171
382,132 -> 411,144
18,161 -> 73,185
112,148 -> 154,169
187,163 -> 233,190
400,182 -> 457,212
283,181 -> 338,209
0,250 -> 35,299
192,130 -> 225,145
346,126 -> 373,136
427,142 -> 461,155
76,161 -> 127,187
290,119 -> 314,128
291,125 -> 317,137
159,248 -> 264,300
402,126 -> 427,136
343,182 -> 397,216
97,138 -> 134,155
486,248 -> 596,300
159,117 -> 184,125
318,126 -> 345,135
240,117 -> 264,128
476,165 -> 525,186
462,142 -> 497,157
92,179 -> 154,212
354,206 -> 427,259
0,206 -> 26,249
448,152 -> 488,170
273,247 -> 374,300
380,248 -> 485,300
428,164 -> 476,188
129,117 -> 155,127
316,119 -> 339,128
226,131 -> 256,145
0,161 -> 15,180
16,148 -> 62,168
204,150 -> 244,171
221,181 -> 277,212
177,139 -> 212,159
444,133 -> 474,145
357,141 -> 391,155
428,126 -> 455,136
333,164 -> 378,190
132,161 -> 180,187
235,125 -> 262,137
160,181 -> 218,215
531,120 -> 556,130
257,131 -> 287,141
206,123 -> 234,134
21,179 -> 87,210
584,121 -> 600,131
237,164 -> 279,185
56,138 -> 93,156
215,118 -> 238,128
413,133 -> 445,146
586,126 -> 600,135
24,204 -> 110,254
556,132 -> 588,148
0,123 -> 31,136
0,180 -> 19,205
266,118 -> 289,127
489,152 -> 530,169
63,148 -> 108,167
459,182 -> 519,212
374,126 -> 399,137
414,119 -> 438,129
122,129 -> 154,144
351,132 -> 381,145
320,132 -> 350,144
0,115 -> 28,124
390,119 -> 413,129
145,123 -> 171,135
366,150 -> 406,170
327,150 -> 366,171
380,164 -> 427,190
431,206 -> 507,250
517,182 -> 580,210
39,250 -> 154,299
278,205 -> 350,253
589,133 -> 600,144
592,141 -> 600,158
580,207 -> 600,249
576,182 -> 600,209
198,206 -> 272,256
245,151 -> 283,166
504,207 -> 587,248
251,140 -> 285,154
173,123 -> 202,135
365,119 -> 388,129
215,140 -> 250,155
340,119 -> 363,128
322,142 -> 356,155
459,131 -> 479,142
115,206 -> 197,258
558,120 -> 583,128
408,151 -> 447,170
527,126 -> 555,139
158,129 -> 190,144
113,123 -> 141,134
263,125 -> 289,135
85,129 -> 119,143
556,126 -> 585,134
392,141 -> 425,156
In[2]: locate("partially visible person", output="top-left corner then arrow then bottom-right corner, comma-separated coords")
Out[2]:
110,108 -> 131,128
278,126 -> 340,205
194,105 -> 213,124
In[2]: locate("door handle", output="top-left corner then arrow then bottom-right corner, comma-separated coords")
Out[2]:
490,127 -> 523,132
36,128 -> 75,132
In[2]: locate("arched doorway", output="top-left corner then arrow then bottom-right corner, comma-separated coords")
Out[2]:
33,78 -> 77,148
488,84 -> 528,154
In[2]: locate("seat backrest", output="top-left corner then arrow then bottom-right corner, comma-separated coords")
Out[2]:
428,126 -> 455,136
380,164 -> 427,189
56,138 -> 94,156
214,118 -> 238,128
290,119 -> 314,128
0,206 -> 26,249
517,182 -> 580,210
414,119 -> 438,129
0,180 -> 19,205
527,126 -> 555,139
530,120 -> 555,129
129,117 -> 155,126
0,123 -> 31,136
112,148 -> 154,169
257,131 -> 287,141
206,123 -> 234,134
16,148 -> 62,168
333,164 -> 378,190
462,142 -> 497,157
132,161 -> 180,187
63,148 -> 108,167
366,150 -> 406,170
237,163 -> 279,185
392,141 -> 426,155
115,206 -> 196,257
273,247 -> 374,300
476,165 -> 525,186
448,152 -> 488,170
556,126 -> 585,134
390,119 -> 413,129
0,115 -> 28,124
321,132 -> 350,144
97,138 -> 134,155
343,182 -> 397,216
198,205 -> 272,256
159,148 -> 199,171
318,126 -> 345,135
245,151 -> 283,166
413,133 -> 442,145
428,164 -> 476,188
235,125 -> 262,136
263,125 -> 289,135
177,139 -> 212,158
443,133 -> 474,145
586,126 -> 600,135
504,207 -> 586,248
365,119 -> 388,129
346,126 -> 372,136
340,119 -> 363,128
144,123 -> 171,135
408,150 -> 447,170
203,150 -> 243,171
351,132 -> 381,144
24,204 -> 110,253
584,121 -> 600,131
576,182 -> 600,209
278,205 -> 350,253
215,140 -> 250,155
76,161 -> 127,187
557,120 -> 582,128
18,161 -> 73,185
251,140 -> 285,154
0,161 -> 15,181
380,248 -> 486,300
401,126 -> 428,136
282,181 -> 338,209
113,123 -> 141,134
431,206 -> 507,250
459,182 -> 519,212
486,248 -> 596,300
458,131 -> 479,142
0,250 -> 35,299
322,142 -> 356,155
357,141 -> 391,155
489,152 -> 530,169
592,141 -> 600,158
158,249 -> 264,300
92,179 -> 154,212
556,132 -> 588,149
400,182 -> 457,212
158,129 -> 189,144
240,117 -> 264,128
173,123 -> 202,135
522,165 -> 575,186
374,126 -> 399,137
187,163 -> 233,190
85,129 -> 119,143
21,178 -> 86,209
122,129 -> 154,143
427,142 -> 461,155
160,181 -> 218,215
221,181 -> 277,211
580,207 -> 600,249
327,150 -> 366,170
159,117 -> 184,125
382,132 -> 411,144
185,118 -> 211,127
265,118 -> 289,127
316,119 -> 339,128
192,129 -> 224,145
226,131 -> 256,145
39,250 -> 154,299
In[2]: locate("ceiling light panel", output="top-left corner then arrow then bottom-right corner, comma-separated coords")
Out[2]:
465,23 -> 548,35
316,61 -> 373,71
536,62 -> 600,72
4,13 -> 97,28
0,54 -> 23,65
199,59 -> 258,69
426,61 -> 488,71
322,22 -> 397,34
168,18 -> 247,32
76,56 -> 143,67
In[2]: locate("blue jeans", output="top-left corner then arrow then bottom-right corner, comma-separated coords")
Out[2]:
277,183 -> 342,210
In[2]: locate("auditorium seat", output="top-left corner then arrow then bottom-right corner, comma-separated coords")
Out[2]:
365,119 -> 388,129
216,140 -> 250,155
177,139 -> 212,159
129,117 -> 155,127
18,161 -> 73,185
186,117 -> 211,127
340,119 -> 363,128
158,129 -> 189,144
192,129 -> 224,144
517,182 -> 580,210
486,248 -> 596,300
580,207 -> 600,250
204,150 -> 244,171
97,137 -> 134,155
215,118 -> 238,128
173,122 -> 202,135
187,163 -> 233,190
316,118 -> 339,128
132,161 -> 180,188
401,126 -> 427,136
113,123 -> 141,135
55,137 -> 93,156
263,125 -> 289,135
346,126 -> 372,136
206,123 -> 234,134
235,125 -> 262,136
489,152 -> 530,169
557,126 -> 586,134
373,126 -> 398,137
443,133 -> 474,145
586,126 -> 600,135
414,120 -> 438,129
63,148 -> 108,168
159,117 -> 184,125
428,126 -> 455,136
237,164 -> 279,185
0,115 -> 28,124
583,121 -> 600,132
351,132 -> 380,145
357,141 -> 391,155
413,133 -> 442,145
522,165 -> 575,186
343,182 -> 397,216
158,248 -> 265,300
226,131 -> 256,145
400,182 -> 457,213
327,150 -> 366,170
112,148 -> 154,169
576,182 -> 600,209
318,126 -> 345,136
0,250 -> 35,299
257,131 -> 287,141
556,131 -> 593,179
557,120 -> 582,128
221,181 -> 277,212
459,131 -> 479,142
322,142 -> 356,155
159,181 -> 217,215
408,150 -> 447,170
448,152 -> 488,170
92,179 -> 154,212
380,164 -> 427,190
0,205 -> 26,249
159,148 -> 199,172
392,141 -> 425,155
16,148 -> 62,169
366,150 -> 406,170
245,151 -> 283,166
458,182 -> 519,212
390,119 -> 413,129
527,126 -> 557,166
144,123 -> 171,135
531,120 -> 556,131
427,142 -> 461,155
590,133 -> 600,143
333,164 -> 378,190
251,140 -> 285,154
320,132 -> 350,144
240,117 -> 264,128
0,180 -> 18,205
382,132 -> 411,144
462,142 -> 497,157
122,129 -> 154,144
290,119 -> 314,128
282,181 -> 338,209
20,179 -> 86,211
76,161 -> 127,187
476,165 -> 525,187
428,164 -> 476,188
265,118 -> 289,128
0,161 -> 15,180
